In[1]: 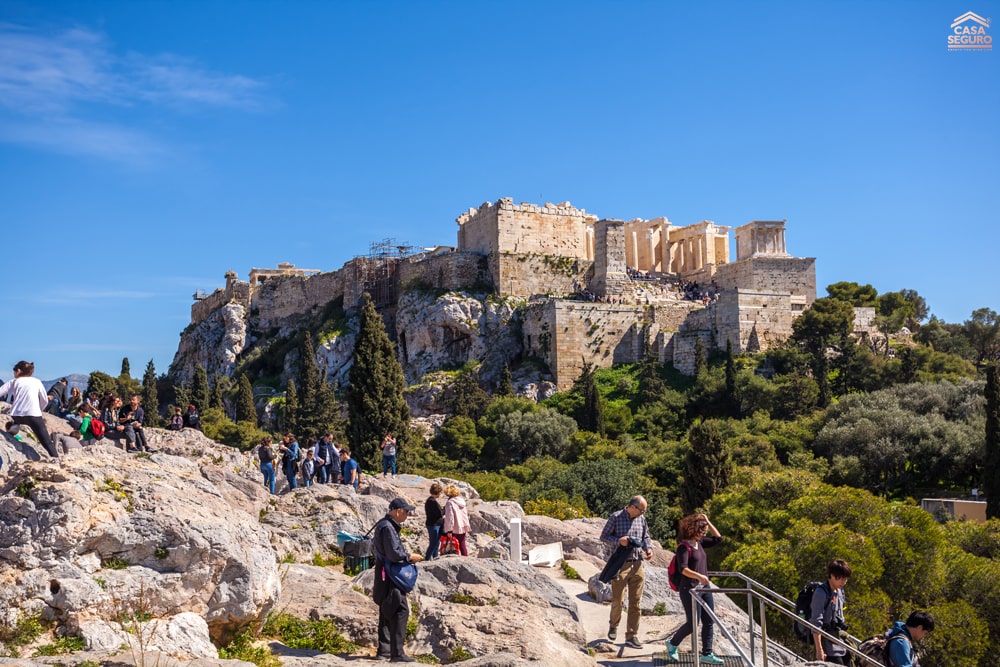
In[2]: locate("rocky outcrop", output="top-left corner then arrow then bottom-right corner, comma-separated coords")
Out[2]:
395,291 -> 524,385
0,441 -> 280,655
171,302 -> 248,384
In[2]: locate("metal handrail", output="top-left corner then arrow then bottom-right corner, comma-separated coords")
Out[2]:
682,572 -> 883,667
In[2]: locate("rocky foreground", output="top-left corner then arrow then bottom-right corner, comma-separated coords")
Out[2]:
0,412 -> 827,666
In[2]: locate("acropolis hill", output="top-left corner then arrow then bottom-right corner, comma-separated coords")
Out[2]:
172,198 -> 816,392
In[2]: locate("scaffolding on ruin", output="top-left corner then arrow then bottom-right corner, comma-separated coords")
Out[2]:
355,238 -> 416,307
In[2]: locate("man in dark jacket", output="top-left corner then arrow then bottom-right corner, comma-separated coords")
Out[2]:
372,497 -> 424,663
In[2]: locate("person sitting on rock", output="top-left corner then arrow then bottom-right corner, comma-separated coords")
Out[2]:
168,407 -> 184,430
182,403 -> 201,430
121,395 -> 149,452
45,377 -> 69,415
102,396 -> 138,451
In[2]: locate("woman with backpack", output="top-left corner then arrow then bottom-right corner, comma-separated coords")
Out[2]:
665,513 -> 725,665
258,436 -> 276,494
442,484 -> 471,556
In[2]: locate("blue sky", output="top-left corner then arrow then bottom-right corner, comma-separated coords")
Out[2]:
1,1 -> 997,382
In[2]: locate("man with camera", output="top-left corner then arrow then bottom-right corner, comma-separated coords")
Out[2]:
811,559 -> 852,664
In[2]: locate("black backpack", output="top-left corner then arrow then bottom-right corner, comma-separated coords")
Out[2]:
857,632 -> 912,667
793,581 -> 831,643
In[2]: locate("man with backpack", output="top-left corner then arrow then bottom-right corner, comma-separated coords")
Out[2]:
372,497 -> 423,662
884,611 -> 934,667
809,559 -> 852,664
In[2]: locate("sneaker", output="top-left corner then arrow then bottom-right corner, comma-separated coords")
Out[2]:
624,637 -> 643,649
700,653 -> 724,664
390,656 -> 416,663
607,626 -> 617,641
665,640 -> 679,661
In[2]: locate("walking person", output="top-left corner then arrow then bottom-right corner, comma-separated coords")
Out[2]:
885,610 -> 935,667
372,497 -> 423,662
424,483 -> 445,560
599,496 -> 653,649
258,436 -> 276,494
810,559 -> 852,665
340,448 -> 359,490
442,484 -> 471,556
665,513 -> 725,664
0,361 -> 58,457
381,431 -> 397,480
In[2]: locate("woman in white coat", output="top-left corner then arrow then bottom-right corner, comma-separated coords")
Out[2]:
442,483 -> 471,556
0,361 -> 57,457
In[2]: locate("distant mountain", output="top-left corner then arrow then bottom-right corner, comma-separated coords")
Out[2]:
42,373 -> 90,393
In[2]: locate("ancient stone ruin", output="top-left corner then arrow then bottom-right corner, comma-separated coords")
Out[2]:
180,198 -> 815,390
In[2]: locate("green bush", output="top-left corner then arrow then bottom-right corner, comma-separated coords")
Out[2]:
261,612 -> 357,654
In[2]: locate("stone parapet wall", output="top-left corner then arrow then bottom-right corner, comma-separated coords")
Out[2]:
253,270 -> 349,328
497,253 -> 592,298
714,257 -> 816,304
191,283 -> 250,325
397,251 -> 488,293
714,289 -> 796,353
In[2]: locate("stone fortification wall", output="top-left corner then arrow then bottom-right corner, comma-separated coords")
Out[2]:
648,301 -> 708,366
496,253 -> 592,298
523,300 -> 653,391
714,289 -> 795,353
714,257 -> 816,305
671,331 -> 716,375
457,198 -> 596,258
191,283 -> 250,325
253,270 -> 349,329
396,251 -> 488,293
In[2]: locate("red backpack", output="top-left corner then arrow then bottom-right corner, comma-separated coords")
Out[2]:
440,533 -> 460,556
89,418 -> 106,437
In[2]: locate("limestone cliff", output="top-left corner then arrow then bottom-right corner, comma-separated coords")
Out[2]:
170,302 -> 248,386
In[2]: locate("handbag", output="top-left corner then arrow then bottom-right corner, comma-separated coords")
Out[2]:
385,561 -> 419,593
439,533 -> 460,556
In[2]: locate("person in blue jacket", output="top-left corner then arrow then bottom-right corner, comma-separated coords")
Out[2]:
886,611 -> 934,667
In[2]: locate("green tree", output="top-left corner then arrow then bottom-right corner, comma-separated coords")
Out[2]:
140,360 -> 160,427
295,332 -> 339,436
236,374 -> 258,425
497,362 -> 514,397
87,371 -> 117,400
451,368 -> 490,421
724,339 -> 738,416
963,308 -> 1000,365
172,383 -> 191,413
116,357 -> 140,400
434,415 -> 485,464
284,378 -> 298,435
346,294 -> 410,469
826,281 -> 878,307
209,375 -> 224,411
986,364 -> 1000,520
694,338 -> 706,377
575,363 -> 606,437
191,365 -> 210,411
681,419 -> 732,514
792,297 -> 855,406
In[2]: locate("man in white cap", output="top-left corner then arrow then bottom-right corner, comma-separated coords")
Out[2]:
372,497 -> 423,662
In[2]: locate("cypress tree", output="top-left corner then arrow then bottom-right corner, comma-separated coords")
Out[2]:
637,359 -> 666,404
346,294 -> 410,469
296,332 -> 322,436
575,363 -> 606,437
120,358 -> 131,377
284,378 -> 299,436
236,374 -> 257,424
173,383 -> 191,413
498,362 -> 514,397
116,357 -> 139,399
985,364 -> 1000,519
694,338 -> 706,377
191,365 -> 210,412
681,419 -> 732,514
209,375 -> 224,411
725,339 -> 738,416
452,369 -> 490,421
140,359 -> 160,427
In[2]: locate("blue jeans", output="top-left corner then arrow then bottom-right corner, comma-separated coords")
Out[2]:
671,587 -> 715,654
284,462 -> 298,490
382,454 -> 396,476
260,462 -> 275,494
316,465 -> 328,484
425,524 -> 442,560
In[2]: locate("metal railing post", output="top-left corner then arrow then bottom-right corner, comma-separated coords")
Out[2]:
744,574 -> 756,662
759,597 -> 769,667
691,587 -> 700,658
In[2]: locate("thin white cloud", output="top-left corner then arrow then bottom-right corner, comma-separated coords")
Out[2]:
42,343 -> 130,352
37,289 -> 157,306
0,118 -> 167,165
0,22 -> 271,162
